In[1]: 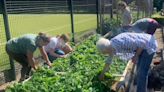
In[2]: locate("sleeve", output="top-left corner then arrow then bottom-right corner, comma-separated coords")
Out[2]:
105,56 -> 113,64
146,37 -> 158,54
25,39 -> 36,53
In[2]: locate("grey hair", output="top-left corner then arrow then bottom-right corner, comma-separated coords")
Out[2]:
96,37 -> 111,52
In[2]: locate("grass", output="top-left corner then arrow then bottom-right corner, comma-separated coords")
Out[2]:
0,14 -> 97,71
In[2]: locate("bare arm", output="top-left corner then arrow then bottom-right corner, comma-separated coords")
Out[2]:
65,43 -> 73,51
102,63 -> 110,74
132,48 -> 143,63
99,56 -> 113,80
135,48 -> 143,56
62,43 -> 73,54
26,50 -> 36,69
39,47 -> 52,66
103,31 -> 112,38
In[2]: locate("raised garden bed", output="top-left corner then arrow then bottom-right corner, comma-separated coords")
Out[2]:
6,35 -> 129,92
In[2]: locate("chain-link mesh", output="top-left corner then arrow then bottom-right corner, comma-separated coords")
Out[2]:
6,0 -> 71,38
98,0 -> 115,35
72,0 -> 97,42
0,14 -> 10,72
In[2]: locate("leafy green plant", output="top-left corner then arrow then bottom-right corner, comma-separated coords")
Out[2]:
102,18 -> 121,35
6,35 -> 127,92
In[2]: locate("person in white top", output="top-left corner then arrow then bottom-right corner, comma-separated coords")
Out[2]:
96,32 -> 158,92
44,34 -> 73,62
118,1 -> 132,26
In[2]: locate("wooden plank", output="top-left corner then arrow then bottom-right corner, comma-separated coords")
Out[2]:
111,60 -> 134,91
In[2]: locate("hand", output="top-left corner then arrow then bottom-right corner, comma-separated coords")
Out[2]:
60,55 -> 68,58
32,65 -> 37,70
132,56 -> 138,64
99,73 -> 105,81
28,63 -> 37,70
47,61 -> 52,67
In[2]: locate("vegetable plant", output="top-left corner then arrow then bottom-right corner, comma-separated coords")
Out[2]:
6,35 -> 127,92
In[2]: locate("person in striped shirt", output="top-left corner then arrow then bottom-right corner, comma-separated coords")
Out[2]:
96,32 -> 158,92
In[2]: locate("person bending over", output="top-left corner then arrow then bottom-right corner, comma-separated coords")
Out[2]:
6,32 -> 52,81
96,32 -> 157,92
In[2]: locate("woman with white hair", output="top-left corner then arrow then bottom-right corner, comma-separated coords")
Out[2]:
96,32 -> 157,92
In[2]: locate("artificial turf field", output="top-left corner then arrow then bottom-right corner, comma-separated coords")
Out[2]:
0,14 -> 97,71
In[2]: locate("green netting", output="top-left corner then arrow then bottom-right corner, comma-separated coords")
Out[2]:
0,14 -> 10,72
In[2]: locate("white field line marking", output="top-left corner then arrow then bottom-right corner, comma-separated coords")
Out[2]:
0,17 -> 96,46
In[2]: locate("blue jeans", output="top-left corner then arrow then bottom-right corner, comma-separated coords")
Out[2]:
136,50 -> 154,92
47,49 -> 65,62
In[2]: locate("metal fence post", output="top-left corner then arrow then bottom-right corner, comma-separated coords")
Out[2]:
68,0 -> 75,42
1,0 -> 16,80
110,0 -> 113,19
99,0 -> 103,35
96,0 -> 99,33
161,27 -> 164,62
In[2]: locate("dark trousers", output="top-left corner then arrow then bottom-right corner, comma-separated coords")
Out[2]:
135,50 -> 154,92
47,49 -> 65,62
6,45 -> 31,80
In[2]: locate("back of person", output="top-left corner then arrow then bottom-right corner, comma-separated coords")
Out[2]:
6,34 -> 37,54
111,33 -> 157,54
132,18 -> 161,35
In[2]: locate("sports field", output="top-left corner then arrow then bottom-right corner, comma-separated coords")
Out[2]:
0,14 -> 97,71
